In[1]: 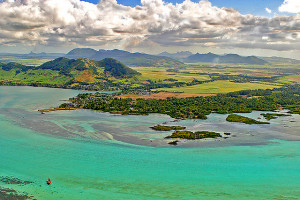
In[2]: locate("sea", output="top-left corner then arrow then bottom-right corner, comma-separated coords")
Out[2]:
0,86 -> 299,200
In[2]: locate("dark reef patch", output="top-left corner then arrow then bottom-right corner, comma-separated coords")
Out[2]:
0,187 -> 35,200
0,176 -> 33,186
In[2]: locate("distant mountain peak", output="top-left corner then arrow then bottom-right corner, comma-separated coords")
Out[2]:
67,48 -> 98,57
66,48 -> 183,67
185,53 -> 268,65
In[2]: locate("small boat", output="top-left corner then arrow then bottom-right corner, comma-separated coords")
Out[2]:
47,178 -> 51,185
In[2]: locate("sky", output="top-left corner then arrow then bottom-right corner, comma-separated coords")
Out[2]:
0,0 -> 300,59
86,0 -> 283,15
113,0 -> 285,16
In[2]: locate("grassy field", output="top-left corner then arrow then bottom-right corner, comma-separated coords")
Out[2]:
278,75 -> 300,84
131,67 -> 211,83
0,57 -> 52,66
0,69 -> 71,85
184,63 -> 300,77
153,80 -> 281,94
187,62 -> 300,69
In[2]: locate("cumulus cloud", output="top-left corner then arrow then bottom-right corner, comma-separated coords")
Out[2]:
279,0 -> 300,13
0,0 -> 299,52
265,8 -> 272,14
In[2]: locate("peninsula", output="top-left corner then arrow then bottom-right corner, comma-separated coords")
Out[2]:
61,85 -> 300,120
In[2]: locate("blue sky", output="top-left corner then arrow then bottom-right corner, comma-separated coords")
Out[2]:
84,0 -> 284,16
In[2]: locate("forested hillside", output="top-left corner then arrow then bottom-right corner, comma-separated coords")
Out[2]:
0,57 -> 141,89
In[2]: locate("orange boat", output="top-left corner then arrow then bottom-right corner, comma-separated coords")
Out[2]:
47,178 -> 51,185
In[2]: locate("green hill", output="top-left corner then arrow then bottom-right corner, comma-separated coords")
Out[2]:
39,57 -> 100,76
0,57 -> 141,89
38,57 -> 139,77
99,58 -> 140,77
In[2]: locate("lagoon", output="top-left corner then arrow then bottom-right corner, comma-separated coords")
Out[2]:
0,86 -> 299,199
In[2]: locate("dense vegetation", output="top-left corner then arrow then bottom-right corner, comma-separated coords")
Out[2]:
0,62 -> 34,72
261,113 -> 290,120
151,125 -> 186,131
285,105 -> 300,114
39,57 -> 139,77
0,57 -> 144,90
165,131 -> 222,140
67,85 -> 300,120
100,58 -> 140,77
226,114 -> 269,124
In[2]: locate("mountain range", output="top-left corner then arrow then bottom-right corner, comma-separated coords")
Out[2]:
260,56 -> 300,65
66,48 -> 183,67
0,52 -> 65,59
183,53 -> 268,65
2,49 -> 300,66
157,51 -> 193,61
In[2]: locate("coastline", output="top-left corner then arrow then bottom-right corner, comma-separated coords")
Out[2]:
1,86 -> 300,200
3,85 -> 300,148
30,106 -> 300,147
38,107 -> 78,112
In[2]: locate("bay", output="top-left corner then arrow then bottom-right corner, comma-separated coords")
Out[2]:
0,86 -> 299,200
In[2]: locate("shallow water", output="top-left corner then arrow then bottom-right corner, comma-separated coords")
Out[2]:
0,86 -> 299,199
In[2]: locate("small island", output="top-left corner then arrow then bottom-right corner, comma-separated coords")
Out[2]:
261,113 -> 291,120
165,131 -> 222,140
151,125 -> 186,131
168,140 -> 179,145
226,114 -> 269,124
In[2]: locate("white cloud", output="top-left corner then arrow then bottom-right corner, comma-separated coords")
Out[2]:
279,0 -> 300,13
265,8 -> 272,14
0,0 -> 299,52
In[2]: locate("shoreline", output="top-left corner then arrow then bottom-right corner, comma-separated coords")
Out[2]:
32,106 -> 300,147
16,84 -> 298,147
38,107 -> 79,112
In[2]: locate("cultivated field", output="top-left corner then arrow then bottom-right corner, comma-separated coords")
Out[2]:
131,67 -> 211,83
0,57 -> 52,66
153,80 -> 281,94
278,75 -> 300,84
118,92 -> 216,99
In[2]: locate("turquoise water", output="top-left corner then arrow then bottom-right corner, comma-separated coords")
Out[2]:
0,86 -> 300,199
